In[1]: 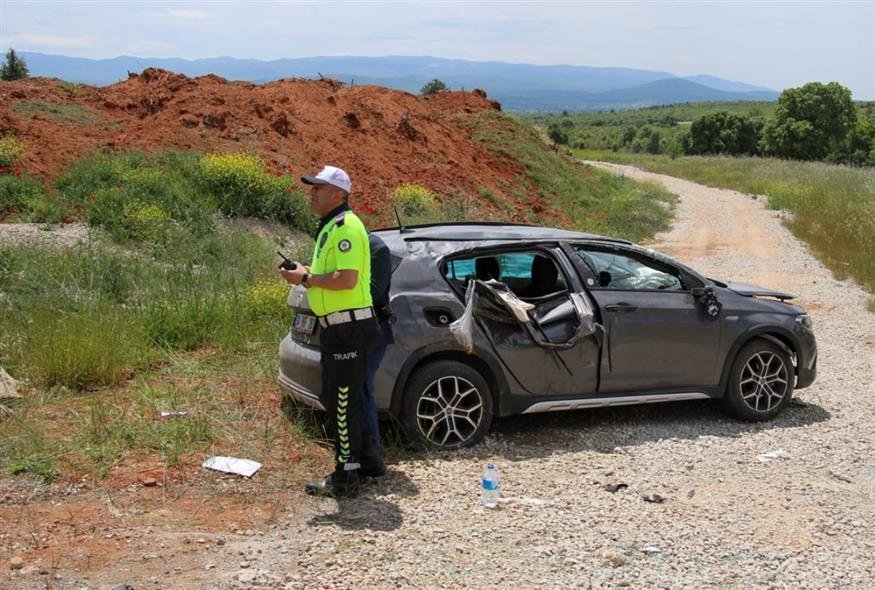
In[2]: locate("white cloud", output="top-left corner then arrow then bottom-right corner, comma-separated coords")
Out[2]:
5,33 -> 93,49
159,9 -> 209,20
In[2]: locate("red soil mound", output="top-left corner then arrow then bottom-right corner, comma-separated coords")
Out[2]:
1,70 -> 525,219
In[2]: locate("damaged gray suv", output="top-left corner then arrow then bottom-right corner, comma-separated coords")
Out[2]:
279,223 -> 817,450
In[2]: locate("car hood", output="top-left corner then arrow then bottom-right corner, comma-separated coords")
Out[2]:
725,281 -> 795,301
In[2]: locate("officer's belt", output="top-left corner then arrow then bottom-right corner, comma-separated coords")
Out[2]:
318,307 -> 375,328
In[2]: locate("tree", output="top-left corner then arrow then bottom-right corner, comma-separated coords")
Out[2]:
630,126 -> 661,154
832,110 -> 875,166
760,82 -> 856,160
547,124 -> 569,145
420,78 -> 447,95
0,48 -> 29,81
685,111 -> 759,155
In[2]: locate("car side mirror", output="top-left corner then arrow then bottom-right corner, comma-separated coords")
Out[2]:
598,271 -> 612,287
692,285 -> 721,319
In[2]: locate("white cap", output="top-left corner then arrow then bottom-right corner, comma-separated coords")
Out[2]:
301,165 -> 351,194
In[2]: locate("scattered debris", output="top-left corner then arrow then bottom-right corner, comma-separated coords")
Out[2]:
641,546 -> 662,555
602,551 -> 627,567
643,493 -> 665,503
605,483 -> 629,493
498,496 -> 554,507
687,489 -> 696,498
202,456 -> 262,478
0,367 -> 21,399
829,468 -> 853,483
159,410 -> 189,418
142,477 -> 159,487
757,449 -> 791,463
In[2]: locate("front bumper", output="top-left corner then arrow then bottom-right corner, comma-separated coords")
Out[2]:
277,333 -> 325,410
793,320 -> 818,390
796,351 -> 817,390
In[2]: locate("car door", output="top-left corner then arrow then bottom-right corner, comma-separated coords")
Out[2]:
443,247 -> 599,397
572,244 -> 721,393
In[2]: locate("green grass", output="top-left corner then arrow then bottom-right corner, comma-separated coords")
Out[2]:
463,111 -> 677,242
575,150 -> 875,292
13,100 -> 105,125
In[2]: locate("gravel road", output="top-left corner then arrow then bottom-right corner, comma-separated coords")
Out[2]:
5,164 -> 873,589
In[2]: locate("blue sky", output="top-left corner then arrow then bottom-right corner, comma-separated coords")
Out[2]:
2,0 -> 873,98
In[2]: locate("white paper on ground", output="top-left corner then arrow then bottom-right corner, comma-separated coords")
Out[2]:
202,456 -> 262,478
757,449 -> 791,463
160,410 -> 189,417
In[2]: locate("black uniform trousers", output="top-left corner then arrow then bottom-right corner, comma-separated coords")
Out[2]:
318,316 -> 377,471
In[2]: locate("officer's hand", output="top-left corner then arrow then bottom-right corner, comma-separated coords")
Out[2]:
280,266 -> 306,285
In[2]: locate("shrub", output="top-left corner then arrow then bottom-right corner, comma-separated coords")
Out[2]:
420,79 -> 447,95
686,111 -> 759,155
0,173 -> 59,221
242,278 -> 291,320
392,183 -> 436,217
199,152 -> 315,232
0,134 -> 27,167
548,124 -> 569,145
123,201 -> 171,241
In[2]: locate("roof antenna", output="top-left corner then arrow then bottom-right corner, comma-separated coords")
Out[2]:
394,206 -> 408,233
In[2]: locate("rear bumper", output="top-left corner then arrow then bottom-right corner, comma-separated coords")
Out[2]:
277,333 -> 325,410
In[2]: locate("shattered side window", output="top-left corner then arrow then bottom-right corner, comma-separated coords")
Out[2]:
443,251 -> 567,298
445,258 -> 475,281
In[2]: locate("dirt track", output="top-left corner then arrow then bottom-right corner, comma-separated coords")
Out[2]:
2,164 -> 874,588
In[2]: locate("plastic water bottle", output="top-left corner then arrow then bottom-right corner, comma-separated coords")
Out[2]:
481,463 -> 500,508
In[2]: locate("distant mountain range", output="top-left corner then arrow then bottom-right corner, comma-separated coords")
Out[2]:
19,52 -> 779,112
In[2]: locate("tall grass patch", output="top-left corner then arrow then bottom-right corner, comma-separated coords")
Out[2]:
0,227 -> 300,391
53,151 -> 316,248
575,150 -> 875,291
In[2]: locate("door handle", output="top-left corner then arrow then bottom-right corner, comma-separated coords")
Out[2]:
605,303 -> 637,313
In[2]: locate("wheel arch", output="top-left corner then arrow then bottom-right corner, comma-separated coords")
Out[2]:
390,343 -> 507,418
719,326 -> 799,395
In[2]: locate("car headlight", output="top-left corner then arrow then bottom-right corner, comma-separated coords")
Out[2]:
796,314 -> 813,330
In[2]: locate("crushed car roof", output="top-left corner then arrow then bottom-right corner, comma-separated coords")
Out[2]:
372,222 -> 630,244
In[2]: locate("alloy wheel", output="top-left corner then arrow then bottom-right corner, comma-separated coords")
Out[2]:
739,351 -> 789,412
415,376 -> 484,447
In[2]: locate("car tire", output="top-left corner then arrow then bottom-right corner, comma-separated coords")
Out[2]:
722,338 -> 794,421
401,360 -> 493,450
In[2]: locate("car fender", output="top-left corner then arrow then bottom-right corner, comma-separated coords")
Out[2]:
390,340 -> 509,417
718,324 -> 800,394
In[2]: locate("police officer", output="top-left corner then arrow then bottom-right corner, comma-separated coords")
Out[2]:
280,165 -> 377,498
359,232 -> 393,477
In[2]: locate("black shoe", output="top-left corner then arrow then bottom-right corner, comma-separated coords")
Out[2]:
305,470 -> 360,498
360,459 -> 388,479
